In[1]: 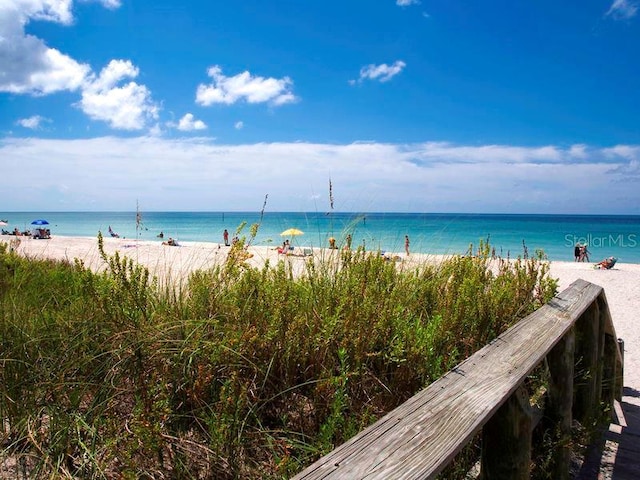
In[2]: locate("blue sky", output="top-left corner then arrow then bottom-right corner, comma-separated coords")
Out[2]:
1,0 -> 639,213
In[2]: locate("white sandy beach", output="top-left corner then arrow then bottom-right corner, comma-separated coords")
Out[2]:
3,234 -> 639,407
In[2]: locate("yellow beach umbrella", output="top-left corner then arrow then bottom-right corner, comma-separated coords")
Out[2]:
280,228 -> 304,237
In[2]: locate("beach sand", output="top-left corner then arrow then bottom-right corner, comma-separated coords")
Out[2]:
4,234 -> 639,405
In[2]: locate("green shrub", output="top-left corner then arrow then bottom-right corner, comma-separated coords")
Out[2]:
0,238 -> 557,479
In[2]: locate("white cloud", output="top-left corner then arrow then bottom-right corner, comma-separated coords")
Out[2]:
569,144 -> 588,159
92,0 -> 122,9
87,58 -> 138,91
1,137 -> 638,214
175,113 -> 207,131
0,1 -> 158,131
606,0 -> 638,19
602,144 -> 640,160
16,115 -> 49,129
148,123 -> 163,137
0,1 -> 90,94
79,60 -> 159,130
351,61 -> 406,84
17,0 -> 75,25
396,0 -> 420,6
235,121 -> 244,130
409,142 -> 563,164
609,159 -> 640,176
196,66 -> 298,106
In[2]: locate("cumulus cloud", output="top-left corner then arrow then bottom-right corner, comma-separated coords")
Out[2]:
0,1 -> 90,95
0,1 -> 157,130
569,144 -> 588,159
16,115 -> 49,129
602,144 -> 640,160
79,60 -> 159,130
606,0 -> 638,19
350,61 -> 406,84
17,0 -> 75,25
173,113 -> 207,131
196,66 -> 298,106
235,121 -> 244,130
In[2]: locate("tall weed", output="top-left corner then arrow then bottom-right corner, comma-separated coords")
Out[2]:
0,238 -> 557,478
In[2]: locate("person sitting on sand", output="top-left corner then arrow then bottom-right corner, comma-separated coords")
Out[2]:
277,240 -> 292,254
108,226 -> 120,238
595,256 -> 616,269
162,237 -> 179,246
13,227 -> 21,236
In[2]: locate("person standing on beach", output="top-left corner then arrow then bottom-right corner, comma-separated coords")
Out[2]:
574,244 -> 581,262
580,244 -> 590,262
345,234 -> 352,250
405,235 -> 410,256
223,229 -> 229,246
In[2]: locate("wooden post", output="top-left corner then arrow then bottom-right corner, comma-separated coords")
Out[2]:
546,326 -> 575,480
598,293 -> 624,403
602,333 -> 618,411
617,338 -> 625,401
480,385 -> 532,480
595,297 -> 606,403
573,303 -> 600,425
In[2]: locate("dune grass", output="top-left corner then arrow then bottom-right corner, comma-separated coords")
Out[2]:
0,234 -> 558,479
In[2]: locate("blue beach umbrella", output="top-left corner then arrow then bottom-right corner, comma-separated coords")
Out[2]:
31,219 -> 49,226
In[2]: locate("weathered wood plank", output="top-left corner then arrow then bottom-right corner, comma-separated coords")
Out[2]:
574,302 -> 601,424
546,325 -> 575,480
480,385 -> 532,479
598,292 -> 624,401
293,280 -> 604,480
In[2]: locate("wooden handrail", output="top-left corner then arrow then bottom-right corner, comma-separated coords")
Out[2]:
293,279 -> 623,480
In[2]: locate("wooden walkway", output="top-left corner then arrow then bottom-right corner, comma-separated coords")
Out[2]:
575,390 -> 640,480
293,280 -> 624,479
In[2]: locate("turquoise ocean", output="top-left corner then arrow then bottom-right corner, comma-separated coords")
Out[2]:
2,212 -> 640,263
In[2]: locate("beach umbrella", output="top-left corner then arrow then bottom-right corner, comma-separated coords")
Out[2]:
0,221 -> 7,226
31,219 -> 50,226
280,228 -> 304,237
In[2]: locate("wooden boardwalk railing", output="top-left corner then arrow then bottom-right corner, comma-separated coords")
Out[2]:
293,279 -> 624,480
